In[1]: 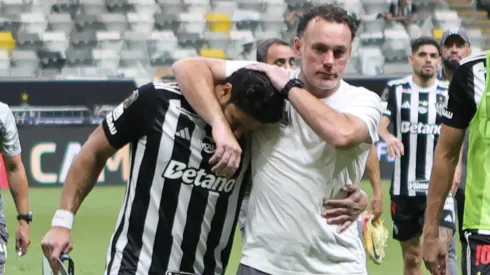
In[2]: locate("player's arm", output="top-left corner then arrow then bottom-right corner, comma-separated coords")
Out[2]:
172,58 -> 257,177
41,84 -> 157,272
365,145 -> 383,221
377,84 -> 404,158
423,64 -> 476,237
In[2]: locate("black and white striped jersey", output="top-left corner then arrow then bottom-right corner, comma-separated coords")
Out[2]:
101,81 -> 251,275
381,76 -> 449,196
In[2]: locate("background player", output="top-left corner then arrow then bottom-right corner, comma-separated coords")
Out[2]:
172,4 -> 381,275
423,51 -> 490,275
40,69 -> 285,275
256,38 -> 296,70
437,27 -> 472,275
378,37 -> 456,275
0,102 -> 31,274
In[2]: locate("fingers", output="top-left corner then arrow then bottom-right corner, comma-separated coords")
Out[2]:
246,63 -> 269,73
210,145 -> 241,178
324,198 -> 352,208
322,208 -> 350,219
395,140 -> 405,156
324,214 -> 350,226
338,220 -> 353,233
41,238 -> 60,274
209,146 -> 224,166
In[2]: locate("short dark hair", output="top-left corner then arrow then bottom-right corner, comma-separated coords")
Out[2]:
296,4 -> 358,41
256,38 -> 290,63
411,37 -> 441,55
225,68 -> 284,124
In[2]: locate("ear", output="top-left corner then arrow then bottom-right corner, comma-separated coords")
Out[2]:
217,83 -> 233,105
293,36 -> 301,57
408,55 -> 414,65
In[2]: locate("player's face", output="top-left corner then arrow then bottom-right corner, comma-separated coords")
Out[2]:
267,44 -> 296,70
409,45 -> 441,80
442,36 -> 471,66
223,104 -> 261,139
293,18 -> 352,96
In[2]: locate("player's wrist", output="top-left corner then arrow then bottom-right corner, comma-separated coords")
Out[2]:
52,209 -> 75,230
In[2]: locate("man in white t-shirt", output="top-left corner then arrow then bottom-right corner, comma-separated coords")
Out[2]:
172,4 -> 382,275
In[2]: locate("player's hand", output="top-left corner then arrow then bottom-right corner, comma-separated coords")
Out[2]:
369,190 -> 383,222
450,163 -> 462,195
246,63 -> 290,91
385,135 -> 404,158
41,226 -> 73,274
209,119 -> 242,179
322,184 -> 368,233
423,233 -> 447,275
15,221 -> 30,256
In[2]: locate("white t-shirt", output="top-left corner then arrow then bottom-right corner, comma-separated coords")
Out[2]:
226,61 -> 382,275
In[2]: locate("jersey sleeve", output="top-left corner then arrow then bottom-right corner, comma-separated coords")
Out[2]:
342,89 -> 383,144
102,82 -> 157,149
0,106 -> 21,157
380,83 -> 396,122
442,63 -> 477,129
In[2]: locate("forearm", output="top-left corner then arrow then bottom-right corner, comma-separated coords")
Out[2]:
6,164 -> 29,214
171,58 -> 227,126
288,87 -> 367,148
378,117 -> 392,141
59,151 -> 107,214
424,151 -> 458,236
366,146 -> 382,195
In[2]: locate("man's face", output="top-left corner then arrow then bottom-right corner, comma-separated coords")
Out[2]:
409,45 -> 441,80
267,43 -> 296,70
442,35 -> 471,70
294,17 -> 352,94
223,104 -> 261,139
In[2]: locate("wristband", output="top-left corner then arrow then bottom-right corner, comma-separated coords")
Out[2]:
51,209 -> 74,230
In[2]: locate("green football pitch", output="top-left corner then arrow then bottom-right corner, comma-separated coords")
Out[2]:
1,181 -> 461,275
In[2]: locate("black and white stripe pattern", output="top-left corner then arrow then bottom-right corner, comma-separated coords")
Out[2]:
104,81 -> 250,275
385,76 -> 449,196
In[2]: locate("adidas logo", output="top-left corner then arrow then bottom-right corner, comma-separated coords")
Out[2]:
444,214 -> 453,223
401,101 -> 411,109
175,128 -> 191,140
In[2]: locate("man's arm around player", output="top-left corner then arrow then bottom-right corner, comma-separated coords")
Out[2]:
172,57 -> 373,232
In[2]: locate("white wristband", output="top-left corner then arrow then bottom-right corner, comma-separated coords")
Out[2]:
51,210 -> 74,230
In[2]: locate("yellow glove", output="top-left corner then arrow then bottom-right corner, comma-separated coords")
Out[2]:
362,211 -> 389,265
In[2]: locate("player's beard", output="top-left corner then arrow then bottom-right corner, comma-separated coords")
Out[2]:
419,69 -> 434,80
443,58 -> 461,71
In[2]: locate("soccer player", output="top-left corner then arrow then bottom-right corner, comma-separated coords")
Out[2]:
437,27 -> 472,275
172,4 -> 381,275
40,69 -> 286,275
0,102 -> 31,273
423,51 -> 490,275
378,37 -> 456,275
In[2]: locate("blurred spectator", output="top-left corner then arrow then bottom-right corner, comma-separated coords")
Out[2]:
256,38 -> 296,70
285,3 -> 312,30
386,0 -> 421,39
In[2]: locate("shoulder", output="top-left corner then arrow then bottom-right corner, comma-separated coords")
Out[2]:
387,75 -> 411,87
436,79 -> 449,91
460,52 -> 486,67
343,82 -> 382,107
0,101 -> 11,122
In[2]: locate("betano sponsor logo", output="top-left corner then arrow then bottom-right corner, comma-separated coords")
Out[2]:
400,122 -> 441,135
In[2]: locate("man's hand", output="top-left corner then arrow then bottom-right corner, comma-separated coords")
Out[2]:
209,119 -> 242,179
369,190 -> 383,222
15,221 -> 30,256
423,233 -> 447,275
450,163 -> 462,195
322,185 -> 369,233
385,135 -> 404,158
41,227 -> 73,274
246,63 -> 290,91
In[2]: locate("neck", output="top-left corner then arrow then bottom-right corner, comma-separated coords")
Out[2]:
298,71 -> 339,99
412,74 -> 435,88
443,67 -> 453,82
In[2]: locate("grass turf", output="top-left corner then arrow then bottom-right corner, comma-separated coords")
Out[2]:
1,181 -> 460,274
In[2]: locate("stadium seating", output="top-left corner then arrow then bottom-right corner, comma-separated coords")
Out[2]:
0,0 -> 483,79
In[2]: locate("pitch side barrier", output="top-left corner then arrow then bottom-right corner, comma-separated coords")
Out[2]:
0,77 -> 396,187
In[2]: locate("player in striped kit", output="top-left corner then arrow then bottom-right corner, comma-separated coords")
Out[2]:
40,69 -> 285,275
378,37 -> 457,275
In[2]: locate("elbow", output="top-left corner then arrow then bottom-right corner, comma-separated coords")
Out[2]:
329,131 -> 360,150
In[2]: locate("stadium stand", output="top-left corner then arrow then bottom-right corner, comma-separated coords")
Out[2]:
0,0 -> 483,80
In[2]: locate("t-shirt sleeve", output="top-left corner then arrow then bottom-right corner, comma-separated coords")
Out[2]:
225,61 -> 258,77
102,82 -> 157,149
0,106 -> 21,157
442,63 -> 477,129
342,89 -> 383,144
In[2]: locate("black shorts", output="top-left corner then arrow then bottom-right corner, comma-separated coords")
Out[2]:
391,195 -> 456,241
463,231 -> 490,275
